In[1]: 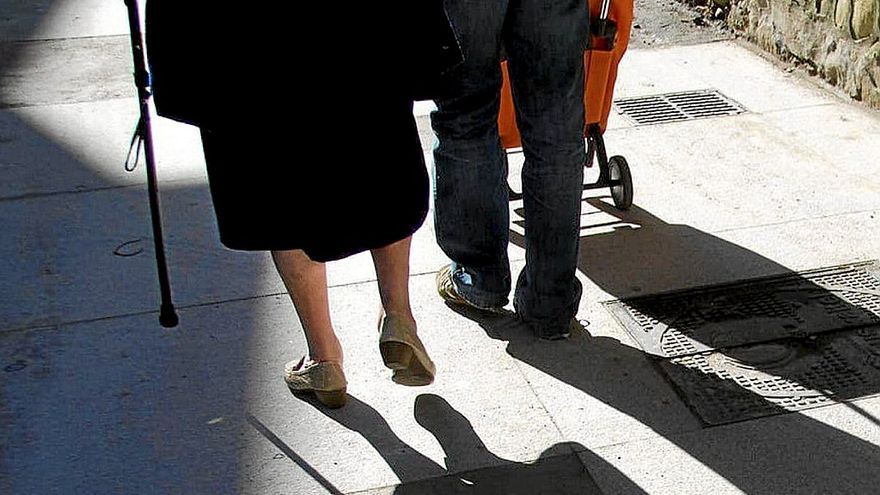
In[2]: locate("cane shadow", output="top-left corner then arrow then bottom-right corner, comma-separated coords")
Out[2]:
497,197 -> 880,493
311,393 -> 645,494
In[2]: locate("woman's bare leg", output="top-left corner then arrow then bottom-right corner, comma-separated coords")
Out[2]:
373,236 -> 435,385
271,249 -> 343,364
370,236 -> 416,327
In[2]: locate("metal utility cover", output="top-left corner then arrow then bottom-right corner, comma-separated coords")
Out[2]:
604,262 -> 880,359
614,89 -> 746,125
659,328 -> 880,425
605,262 -> 880,425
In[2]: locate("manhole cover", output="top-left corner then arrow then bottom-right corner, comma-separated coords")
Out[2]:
604,262 -> 880,358
614,89 -> 746,125
660,327 -> 880,425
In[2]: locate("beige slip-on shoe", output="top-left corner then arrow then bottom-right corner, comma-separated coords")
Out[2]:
284,357 -> 347,408
379,314 -> 435,386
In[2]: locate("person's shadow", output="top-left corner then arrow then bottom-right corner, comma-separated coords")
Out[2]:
484,195 -> 880,493
302,393 -> 647,494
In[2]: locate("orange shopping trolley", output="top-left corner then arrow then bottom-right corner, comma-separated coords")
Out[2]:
499,0 -> 634,209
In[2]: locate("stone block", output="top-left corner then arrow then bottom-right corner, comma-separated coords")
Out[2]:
851,0 -> 878,38
866,85 -> 880,107
835,0 -> 854,34
858,42 -> 880,105
729,0 -> 880,109
819,0 -> 838,18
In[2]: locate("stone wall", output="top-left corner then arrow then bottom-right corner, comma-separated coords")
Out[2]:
724,0 -> 880,107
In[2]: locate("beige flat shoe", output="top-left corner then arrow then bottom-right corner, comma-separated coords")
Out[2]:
284,357 -> 347,408
379,314 -> 436,386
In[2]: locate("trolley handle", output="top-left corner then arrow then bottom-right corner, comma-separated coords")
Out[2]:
599,0 -> 611,20
590,0 -> 618,51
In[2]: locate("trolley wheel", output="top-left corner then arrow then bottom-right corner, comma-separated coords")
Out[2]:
608,155 -> 633,210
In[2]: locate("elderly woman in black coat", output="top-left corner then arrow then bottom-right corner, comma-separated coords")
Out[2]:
146,2 -> 461,407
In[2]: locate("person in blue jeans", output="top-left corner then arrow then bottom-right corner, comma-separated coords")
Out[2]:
432,0 -> 588,340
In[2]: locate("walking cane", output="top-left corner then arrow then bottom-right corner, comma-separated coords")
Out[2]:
122,0 -> 179,328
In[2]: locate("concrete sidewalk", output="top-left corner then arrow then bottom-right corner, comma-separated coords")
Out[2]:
2,3 -> 880,494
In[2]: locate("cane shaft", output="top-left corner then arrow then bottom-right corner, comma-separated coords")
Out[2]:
124,0 -> 178,327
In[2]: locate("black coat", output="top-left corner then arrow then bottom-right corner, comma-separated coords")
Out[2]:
145,3 -> 462,127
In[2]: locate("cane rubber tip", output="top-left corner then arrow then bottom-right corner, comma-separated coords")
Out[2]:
160,306 -> 179,328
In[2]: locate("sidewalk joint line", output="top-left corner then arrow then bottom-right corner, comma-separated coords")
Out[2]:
0,177 -> 209,203
511,359 -> 574,451
0,272 -> 449,335
0,95 -> 135,111
0,292 -> 293,335
711,208 -> 879,234
0,183 -> 144,202
0,33 -> 129,46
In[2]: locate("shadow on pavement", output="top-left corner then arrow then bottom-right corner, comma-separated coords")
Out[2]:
491,195 -> 880,492
0,7 -> 280,493
304,393 -> 645,494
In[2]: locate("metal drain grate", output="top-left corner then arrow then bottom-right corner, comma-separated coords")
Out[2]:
659,328 -> 880,425
604,262 -> 880,359
614,89 -> 746,125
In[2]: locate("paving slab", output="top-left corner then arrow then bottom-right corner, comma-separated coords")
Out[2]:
0,177 -> 459,332
1,273 -> 566,494
715,210 -> 880,273
759,102 -> 880,186
594,113 -> 880,235
0,180 -> 265,331
0,102 -> 206,199
580,397 -> 880,495
572,199 -> 880,299
0,0 -> 129,41
0,310 -> 254,495
504,316 -> 704,450
0,36 -> 133,108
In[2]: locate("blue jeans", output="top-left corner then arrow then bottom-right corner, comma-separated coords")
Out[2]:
432,0 -> 587,332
